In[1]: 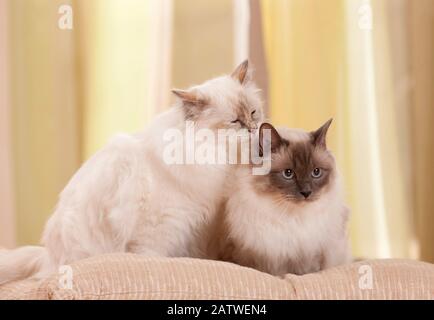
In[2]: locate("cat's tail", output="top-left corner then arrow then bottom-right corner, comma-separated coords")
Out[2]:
0,246 -> 53,285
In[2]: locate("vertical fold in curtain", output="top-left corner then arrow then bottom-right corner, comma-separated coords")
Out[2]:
172,0 -> 234,89
409,0 -> 434,262
0,0 -> 16,248
75,0 -> 171,159
380,0 -> 417,258
248,0 -> 269,115
260,0 -> 346,131
345,0 -> 414,259
233,0 -> 250,65
147,0 -> 173,114
9,0 -> 80,245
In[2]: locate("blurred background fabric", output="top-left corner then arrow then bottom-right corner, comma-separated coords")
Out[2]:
0,0 -> 433,262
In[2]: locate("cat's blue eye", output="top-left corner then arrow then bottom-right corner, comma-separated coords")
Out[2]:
311,168 -> 322,178
282,169 -> 294,179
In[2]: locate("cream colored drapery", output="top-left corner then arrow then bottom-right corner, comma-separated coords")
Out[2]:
171,0 -> 234,89
408,0 -> 434,263
74,0 -> 172,159
260,0 -> 434,261
0,0 -> 15,248
7,0 -> 80,246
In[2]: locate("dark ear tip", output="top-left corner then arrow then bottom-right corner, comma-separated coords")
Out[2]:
323,118 -> 333,131
311,118 -> 333,147
319,118 -> 333,131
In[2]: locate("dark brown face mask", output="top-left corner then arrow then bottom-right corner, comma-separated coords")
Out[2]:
255,119 -> 335,202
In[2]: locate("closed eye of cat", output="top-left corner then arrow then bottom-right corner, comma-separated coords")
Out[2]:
231,119 -> 240,123
251,110 -> 256,115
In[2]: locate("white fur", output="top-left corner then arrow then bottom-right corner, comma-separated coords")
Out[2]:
223,128 -> 352,276
0,71 -> 263,285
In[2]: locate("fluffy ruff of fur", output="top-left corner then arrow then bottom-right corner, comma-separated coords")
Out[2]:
212,127 -> 352,276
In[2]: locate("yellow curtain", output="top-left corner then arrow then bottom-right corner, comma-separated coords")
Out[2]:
9,0 -> 80,245
0,0 -> 15,248
409,0 -> 434,262
260,0 -> 430,260
8,0 -> 166,245
75,0 -> 170,158
172,0 -> 234,89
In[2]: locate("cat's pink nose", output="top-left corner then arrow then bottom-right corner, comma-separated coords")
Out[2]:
300,191 -> 312,199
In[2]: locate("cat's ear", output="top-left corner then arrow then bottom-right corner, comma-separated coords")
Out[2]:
231,60 -> 251,85
172,89 -> 206,106
311,118 -> 333,149
259,122 -> 282,156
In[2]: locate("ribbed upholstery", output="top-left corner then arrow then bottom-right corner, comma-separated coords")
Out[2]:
287,259 -> 434,299
0,278 -> 50,300
0,253 -> 432,300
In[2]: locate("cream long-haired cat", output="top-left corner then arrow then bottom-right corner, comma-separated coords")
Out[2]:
208,120 -> 351,276
0,60 -> 263,285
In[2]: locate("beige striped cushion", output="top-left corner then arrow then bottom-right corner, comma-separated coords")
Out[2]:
1,253 -> 433,300
0,278 -> 50,300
